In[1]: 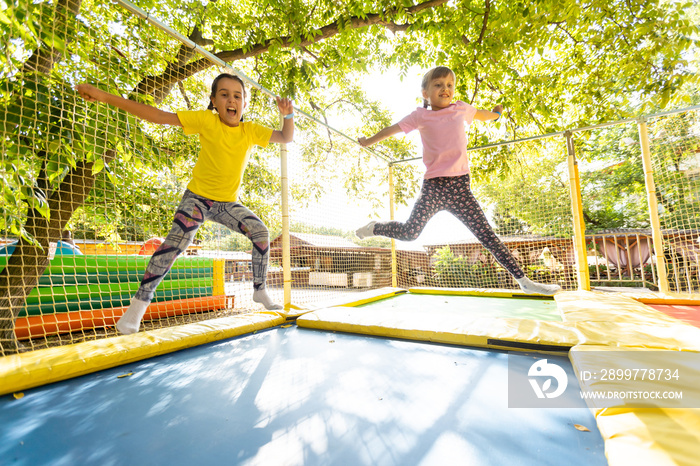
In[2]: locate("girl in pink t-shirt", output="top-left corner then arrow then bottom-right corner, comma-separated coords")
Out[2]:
356,66 -> 560,295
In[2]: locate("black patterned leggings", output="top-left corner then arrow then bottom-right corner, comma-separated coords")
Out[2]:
374,174 -> 525,278
134,189 -> 271,303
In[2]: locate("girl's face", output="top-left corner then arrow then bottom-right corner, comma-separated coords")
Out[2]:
422,73 -> 455,111
210,78 -> 246,127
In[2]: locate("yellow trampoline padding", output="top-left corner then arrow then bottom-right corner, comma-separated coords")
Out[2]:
297,305 -> 581,350
558,291 -> 693,324
0,312 -> 284,396
408,287 -> 549,298
556,291 -> 700,351
298,291 -> 700,353
613,290 -> 700,306
302,286 -> 407,311
570,345 -> 700,466
570,345 -> 700,413
596,407 -> 700,466
278,303 -> 311,319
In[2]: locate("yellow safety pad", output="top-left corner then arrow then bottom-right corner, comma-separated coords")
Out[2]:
596,408 -> 700,466
556,291 -> 700,351
297,291 -> 700,352
0,312 -> 284,396
302,287 -> 407,311
408,287 -> 548,298
297,305 -> 580,350
277,303 -> 310,319
570,345 -> 700,466
613,290 -> 700,306
570,345 -> 700,413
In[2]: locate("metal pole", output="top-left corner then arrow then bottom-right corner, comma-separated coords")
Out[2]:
637,117 -> 670,293
389,164 -> 397,288
565,131 -> 590,291
279,115 -> 292,309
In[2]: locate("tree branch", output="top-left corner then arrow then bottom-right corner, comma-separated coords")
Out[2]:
555,24 -> 582,45
476,0 -> 490,45
136,0 -> 449,102
21,0 -> 82,74
470,75 -> 482,104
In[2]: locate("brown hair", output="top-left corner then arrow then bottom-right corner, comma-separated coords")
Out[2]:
421,66 -> 456,108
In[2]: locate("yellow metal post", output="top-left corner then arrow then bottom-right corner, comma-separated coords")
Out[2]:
565,131 -> 590,291
212,259 -> 226,297
637,117 -> 670,293
280,115 -> 292,309
389,163 -> 397,288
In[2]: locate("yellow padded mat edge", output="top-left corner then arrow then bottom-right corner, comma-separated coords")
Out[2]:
569,345 -> 700,466
0,312 -> 284,396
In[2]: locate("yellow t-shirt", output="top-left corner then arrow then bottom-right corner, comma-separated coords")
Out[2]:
177,110 -> 273,202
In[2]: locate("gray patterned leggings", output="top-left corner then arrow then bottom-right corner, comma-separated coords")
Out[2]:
134,189 -> 271,303
374,174 -> 525,279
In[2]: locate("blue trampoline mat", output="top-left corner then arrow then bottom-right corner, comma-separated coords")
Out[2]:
0,325 -> 606,466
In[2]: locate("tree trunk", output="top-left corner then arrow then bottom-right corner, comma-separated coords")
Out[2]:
21,0 -> 82,75
0,153 -> 113,355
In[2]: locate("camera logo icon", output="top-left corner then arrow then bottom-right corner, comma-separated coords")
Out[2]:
528,359 -> 568,399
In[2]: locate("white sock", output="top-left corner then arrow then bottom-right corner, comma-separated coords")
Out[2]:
253,288 -> 283,310
356,221 -> 376,239
516,276 -> 561,296
116,298 -> 150,334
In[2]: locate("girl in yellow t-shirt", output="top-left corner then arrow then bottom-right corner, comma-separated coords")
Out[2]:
77,73 -> 294,334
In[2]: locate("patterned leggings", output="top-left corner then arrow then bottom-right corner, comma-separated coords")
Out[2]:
134,189 -> 271,303
374,174 -> 525,279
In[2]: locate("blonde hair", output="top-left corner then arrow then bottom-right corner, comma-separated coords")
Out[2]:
421,66 -> 456,108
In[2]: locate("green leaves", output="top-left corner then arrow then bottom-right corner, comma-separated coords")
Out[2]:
1,0 -> 697,246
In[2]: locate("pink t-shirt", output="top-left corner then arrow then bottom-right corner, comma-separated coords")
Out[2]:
397,101 -> 477,179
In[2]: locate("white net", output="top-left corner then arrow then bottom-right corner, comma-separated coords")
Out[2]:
648,110 -> 700,293
1,0 -> 698,356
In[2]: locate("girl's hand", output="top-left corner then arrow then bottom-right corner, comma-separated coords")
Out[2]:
76,83 -> 104,102
358,136 -> 369,147
275,96 -> 294,117
492,104 -> 503,114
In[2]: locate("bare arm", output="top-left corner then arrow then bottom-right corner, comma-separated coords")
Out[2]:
269,96 -> 294,144
76,84 -> 181,126
358,124 -> 403,147
474,104 -> 503,122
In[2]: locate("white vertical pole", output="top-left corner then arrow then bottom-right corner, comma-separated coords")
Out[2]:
280,115 -> 292,309
389,163 -> 397,288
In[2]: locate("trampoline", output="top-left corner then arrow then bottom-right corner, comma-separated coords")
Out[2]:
355,292 -> 561,321
2,287 -> 700,466
0,326 -> 604,465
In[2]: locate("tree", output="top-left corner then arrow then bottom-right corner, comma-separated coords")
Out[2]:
0,0 -> 696,353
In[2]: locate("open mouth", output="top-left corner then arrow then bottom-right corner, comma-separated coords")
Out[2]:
226,107 -> 237,117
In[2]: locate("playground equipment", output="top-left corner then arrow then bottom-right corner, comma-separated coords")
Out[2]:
0,253 -> 228,340
1,1 -> 699,464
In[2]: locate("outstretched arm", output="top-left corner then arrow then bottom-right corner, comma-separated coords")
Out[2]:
76,84 -> 181,126
474,104 -> 503,122
269,97 -> 294,144
358,124 -> 403,147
